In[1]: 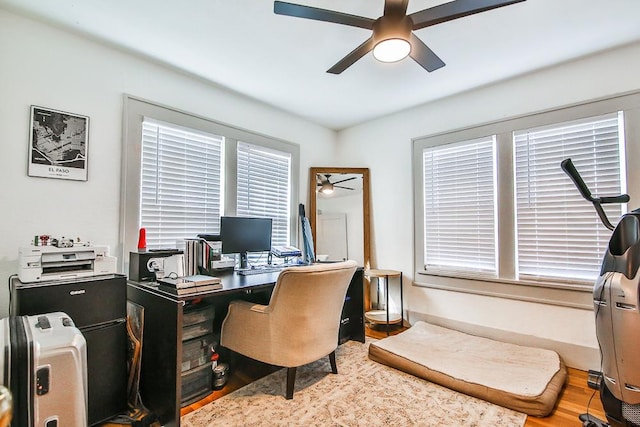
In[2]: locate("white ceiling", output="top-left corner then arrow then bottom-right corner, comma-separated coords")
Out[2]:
3,0 -> 640,130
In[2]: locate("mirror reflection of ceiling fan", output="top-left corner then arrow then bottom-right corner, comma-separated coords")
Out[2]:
274,0 -> 526,74
317,174 -> 357,194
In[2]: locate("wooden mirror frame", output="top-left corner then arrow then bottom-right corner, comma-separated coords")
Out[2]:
309,167 -> 370,269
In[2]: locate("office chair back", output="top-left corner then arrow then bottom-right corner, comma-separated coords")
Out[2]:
221,260 -> 358,370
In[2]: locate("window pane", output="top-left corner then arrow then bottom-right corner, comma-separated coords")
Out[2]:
237,142 -> 291,262
514,112 -> 624,281
140,119 -> 223,249
423,136 -> 497,274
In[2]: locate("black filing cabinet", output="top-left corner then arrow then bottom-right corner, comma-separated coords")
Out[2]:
339,267 -> 365,344
11,274 -> 128,426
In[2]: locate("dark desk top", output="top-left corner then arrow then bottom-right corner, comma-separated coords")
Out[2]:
128,264 -> 364,302
127,269 -> 282,302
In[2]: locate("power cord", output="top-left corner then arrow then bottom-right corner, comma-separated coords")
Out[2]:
246,252 -> 267,269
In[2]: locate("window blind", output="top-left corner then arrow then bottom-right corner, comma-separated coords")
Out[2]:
514,112 -> 624,281
237,141 -> 291,252
423,136 -> 497,274
140,119 -> 223,249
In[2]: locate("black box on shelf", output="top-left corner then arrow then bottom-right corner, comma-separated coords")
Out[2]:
129,249 -> 182,282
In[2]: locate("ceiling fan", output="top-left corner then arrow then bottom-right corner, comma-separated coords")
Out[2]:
274,0 -> 525,74
317,174 -> 357,194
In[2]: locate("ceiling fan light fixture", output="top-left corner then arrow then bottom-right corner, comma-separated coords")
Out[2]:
275,0 -> 526,74
373,38 -> 411,63
320,182 -> 334,194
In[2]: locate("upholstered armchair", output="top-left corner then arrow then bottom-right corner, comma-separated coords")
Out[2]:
220,260 -> 358,399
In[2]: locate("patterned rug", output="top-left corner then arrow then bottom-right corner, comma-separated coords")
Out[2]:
181,340 -> 527,427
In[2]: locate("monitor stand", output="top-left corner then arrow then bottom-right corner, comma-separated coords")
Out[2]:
239,252 -> 249,270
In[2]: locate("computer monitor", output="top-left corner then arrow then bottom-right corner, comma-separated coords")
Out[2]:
220,216 -> 272,269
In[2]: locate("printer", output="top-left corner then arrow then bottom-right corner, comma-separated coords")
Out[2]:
18,245 -> 117,283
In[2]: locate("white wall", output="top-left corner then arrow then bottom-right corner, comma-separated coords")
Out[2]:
0,9 -> 336,317
337,42 -> 640,369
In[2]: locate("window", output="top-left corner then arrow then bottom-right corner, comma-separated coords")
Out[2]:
121,97 -> 300,271
423,136 -> 497,275
237,141 -> 292,248
514,113 -> 625,281
413,92 -> 640,307
140,119 -> 223,249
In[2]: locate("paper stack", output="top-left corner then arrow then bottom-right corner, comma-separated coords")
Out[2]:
157,274 -> 222,295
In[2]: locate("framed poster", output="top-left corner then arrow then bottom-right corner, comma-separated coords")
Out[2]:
28,105 -> 89,181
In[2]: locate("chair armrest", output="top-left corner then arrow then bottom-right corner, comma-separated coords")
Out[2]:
224,299 -> 270,313
221,300 -> 275,362
249,303 -> 269,313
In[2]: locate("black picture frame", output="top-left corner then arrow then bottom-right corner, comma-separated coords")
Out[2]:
28,105 -> 89,181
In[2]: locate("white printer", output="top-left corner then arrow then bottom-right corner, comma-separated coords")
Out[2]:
18,245 -> 117,283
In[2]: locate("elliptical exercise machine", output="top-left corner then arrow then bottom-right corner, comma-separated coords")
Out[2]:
562,158 -> 640,427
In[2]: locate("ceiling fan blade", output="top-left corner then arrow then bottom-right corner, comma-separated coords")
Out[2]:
274,1 -> 375,30
332,176 -> 358,185
409,34 -> 445,72
410,0 -> 526,31
384,0 -> 409,16
335,185 -> 355,190
327,37 -> 376,74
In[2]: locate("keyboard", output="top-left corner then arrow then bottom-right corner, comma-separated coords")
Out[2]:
238,265 -> 285,276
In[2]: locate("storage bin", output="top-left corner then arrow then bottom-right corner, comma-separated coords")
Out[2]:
181,362 -> 213,405
182,320 -> 214,341
182,334 -> 215,372
183,303 -> 215,327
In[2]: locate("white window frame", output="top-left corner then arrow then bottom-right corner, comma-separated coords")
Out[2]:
139,118 -> 225,249
423,136 -> 498,277
513,112 -> 626,282
412,91 -> 640,309
236,141 -> 292,265
121,96 -> 300,273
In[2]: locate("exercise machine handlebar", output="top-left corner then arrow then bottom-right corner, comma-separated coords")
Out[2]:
561,158 -> 629,231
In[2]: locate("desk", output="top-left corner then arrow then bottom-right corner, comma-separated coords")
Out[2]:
127,267 -> 364,427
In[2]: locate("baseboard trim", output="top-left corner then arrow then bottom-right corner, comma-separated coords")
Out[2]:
406,311 -> 600,372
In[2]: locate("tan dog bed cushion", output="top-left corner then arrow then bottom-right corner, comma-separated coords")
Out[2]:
368,321 -> 566,417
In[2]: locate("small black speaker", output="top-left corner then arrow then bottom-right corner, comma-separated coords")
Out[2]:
129,250 -> 182,282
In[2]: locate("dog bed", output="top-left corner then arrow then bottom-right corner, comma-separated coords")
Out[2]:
368,321 -> 566,417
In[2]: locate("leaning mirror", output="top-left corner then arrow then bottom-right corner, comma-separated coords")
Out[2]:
309,167 -> 370,269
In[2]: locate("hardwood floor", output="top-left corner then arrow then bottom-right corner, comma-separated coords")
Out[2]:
526,367 -> 605,426
181,324 -> 607,426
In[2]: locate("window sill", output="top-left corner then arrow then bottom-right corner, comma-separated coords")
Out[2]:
414,270 -> 595,310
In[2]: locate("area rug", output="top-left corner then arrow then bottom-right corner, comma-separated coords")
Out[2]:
181,340 -> 527,427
